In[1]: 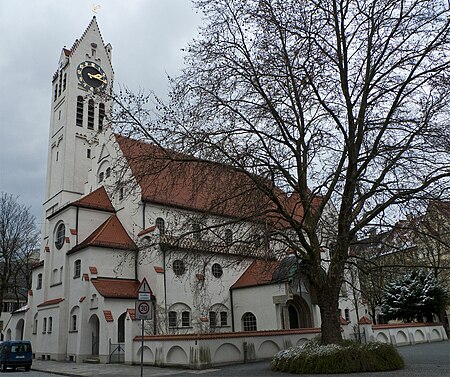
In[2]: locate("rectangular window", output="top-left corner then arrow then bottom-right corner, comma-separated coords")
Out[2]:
87,149 -> 91,158
71,315 -> 77,331
43,317 -> 47,333
220,311 -> 228,326
181,311 -> 190,327
48,317 -> 53,333
168,311 -> 177,328
209,312 -> 217,328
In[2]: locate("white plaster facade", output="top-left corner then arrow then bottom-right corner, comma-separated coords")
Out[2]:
4,17 -> 366,365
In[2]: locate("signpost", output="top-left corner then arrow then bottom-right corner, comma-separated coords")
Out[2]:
136,278 -> 152,377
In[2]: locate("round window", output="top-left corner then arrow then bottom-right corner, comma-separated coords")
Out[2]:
55,223 -> 66,249
173,260 -> 185,276
212,263 -> 223,278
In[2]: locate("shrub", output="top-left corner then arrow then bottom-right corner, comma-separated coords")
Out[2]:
271,340 -> 404,374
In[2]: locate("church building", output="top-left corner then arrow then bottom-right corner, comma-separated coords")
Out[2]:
4,18 -> 360,364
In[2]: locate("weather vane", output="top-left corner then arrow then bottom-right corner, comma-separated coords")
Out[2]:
92,4 -> 101,14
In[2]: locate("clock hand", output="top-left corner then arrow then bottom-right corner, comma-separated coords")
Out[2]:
88,73 -> 107,84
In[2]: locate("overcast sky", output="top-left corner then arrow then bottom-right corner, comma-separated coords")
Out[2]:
0,0 -> 202,224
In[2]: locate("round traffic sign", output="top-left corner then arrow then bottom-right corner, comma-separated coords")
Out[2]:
137,301 -> 150,315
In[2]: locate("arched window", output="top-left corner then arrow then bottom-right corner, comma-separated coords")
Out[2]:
172,260 -> 185,276
71,315 -> 77,331
74,260 -> 81,278
55,223 -> 65,249
58,72 -> 62,96
33,314 -> 38,335
76,96 -> 84,127
52,268 -> 59,285
43,317 -> 47,333
37,273 -> 42,290
105,167 -> 111,178
156,217 -> 165,235
48,317 -> 53,333
225,229 -> 233,245
87,99 -> 94,129
98,172 -> 104,183
242,312 -> 257,331
98,103 -> 105,131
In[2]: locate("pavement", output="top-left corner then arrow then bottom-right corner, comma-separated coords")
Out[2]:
31,340 -> 450,377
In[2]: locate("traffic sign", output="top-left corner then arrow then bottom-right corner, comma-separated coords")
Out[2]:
135,300 -> 152,320
137,278 -> 152,294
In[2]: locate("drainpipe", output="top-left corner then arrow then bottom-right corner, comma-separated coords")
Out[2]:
75,206 -> 79,245
230,288 -> 235,332
163,248 -> 168,333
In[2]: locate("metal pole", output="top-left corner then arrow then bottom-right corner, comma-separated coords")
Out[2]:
140,319 -> 144,377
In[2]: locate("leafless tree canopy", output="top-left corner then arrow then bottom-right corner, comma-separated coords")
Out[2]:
113,0 -> 450,343
0,193 -> 39,318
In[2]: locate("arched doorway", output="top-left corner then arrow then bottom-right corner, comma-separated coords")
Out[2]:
89,314 -> 100,356
15,319 -> 24,340
286,296 -> 312,329
118,312 -> 126,343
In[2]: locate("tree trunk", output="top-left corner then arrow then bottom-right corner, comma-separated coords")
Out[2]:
317,289 -> 343,344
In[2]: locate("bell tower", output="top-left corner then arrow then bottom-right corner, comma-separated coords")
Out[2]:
43,16 -> 113,223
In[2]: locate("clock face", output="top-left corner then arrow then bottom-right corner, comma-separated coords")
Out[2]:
76,61 -> 108,92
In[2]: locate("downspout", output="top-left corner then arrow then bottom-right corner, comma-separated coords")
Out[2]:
75,206 -> 79,245
142,201 -> 146,230
230,288 -> 235,332
163,248 -> 168,333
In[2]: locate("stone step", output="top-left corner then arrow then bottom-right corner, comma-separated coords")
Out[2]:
83,358 -> 100,364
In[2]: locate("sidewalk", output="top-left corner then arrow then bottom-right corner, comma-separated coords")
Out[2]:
31,359 -> 219,376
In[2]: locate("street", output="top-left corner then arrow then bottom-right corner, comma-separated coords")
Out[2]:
6,341 -> 449,377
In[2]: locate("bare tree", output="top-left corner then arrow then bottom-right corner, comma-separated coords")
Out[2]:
0,193 -> 39,319
112,0 -> 450,344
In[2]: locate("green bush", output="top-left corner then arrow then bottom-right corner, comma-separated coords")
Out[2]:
271,340 -> 404,374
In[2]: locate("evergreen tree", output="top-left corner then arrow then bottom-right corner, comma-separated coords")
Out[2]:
381,270 -> 449,323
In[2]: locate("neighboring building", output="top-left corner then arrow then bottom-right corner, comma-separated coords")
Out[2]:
4,17 -> 362,363
357,202 -> 450,326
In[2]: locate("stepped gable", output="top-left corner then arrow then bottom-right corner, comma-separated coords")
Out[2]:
68,215 -> 137,254
73,186 -> 115,213
68,17 -> 112,64
116,135 -> 321,224
91,278 -> 139,299
231,259 -> 280,289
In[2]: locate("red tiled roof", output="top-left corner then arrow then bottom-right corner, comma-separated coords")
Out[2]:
127,308 -> 136,320
103,310 -> 114,322
73,186 -> 115,213
92,278 -> 139,299
358,316 -> 373,325
231,259 -> 280,289
116,136 -> 325,230
116,136 -> 319,224
89,266 -> 98,274
340,316 -> 349,325
154,266 -> 164,273
70,229 -> 78,235
138,226 -> 156,237
68,215 -> 137,254
37,298 -> 64,307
